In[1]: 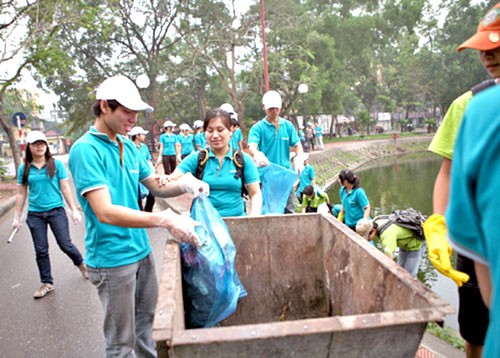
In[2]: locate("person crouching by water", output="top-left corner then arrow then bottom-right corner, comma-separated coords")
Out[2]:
356,218 -> 424,277
12,130 -> 88,299
170,108 -> 262,217
337,169 -> 370,231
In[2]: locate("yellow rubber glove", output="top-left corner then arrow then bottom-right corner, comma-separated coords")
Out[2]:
337,211 -> 344,223
423,214 -> 470,287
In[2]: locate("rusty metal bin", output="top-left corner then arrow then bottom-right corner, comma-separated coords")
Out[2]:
153,214 -> 453,357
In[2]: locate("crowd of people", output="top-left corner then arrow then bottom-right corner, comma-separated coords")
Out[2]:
10,4 -> 500,356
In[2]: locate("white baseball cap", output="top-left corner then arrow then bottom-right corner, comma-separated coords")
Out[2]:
163,120 -> 176,127
128,126 -> 149,136
179,123 -> 192,131
262,90 -> 282,110
26,131 -> 48,144
193,120 -> 204,129
220,103 -> 235,114
96,75 -> 153,112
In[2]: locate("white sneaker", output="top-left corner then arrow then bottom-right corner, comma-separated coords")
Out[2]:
33,283 -> 54,299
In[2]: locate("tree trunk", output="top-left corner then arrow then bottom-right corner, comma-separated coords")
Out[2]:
0,95 -> 22,178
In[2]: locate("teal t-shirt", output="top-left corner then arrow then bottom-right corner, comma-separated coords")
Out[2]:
340,187 -> 369,228
230,128 -> 243,150
247,117 -> 300,169
159,132 -> 178,155
178,133 -> 194,155
137,143 -> 152,162
315,125 -> 323,137
446,85 -> 500,358
69,127 -> 153,268
194,131 -> 206,151
296,164 -> 315,194
17,159 -> 68,212
177,148 -> 260,217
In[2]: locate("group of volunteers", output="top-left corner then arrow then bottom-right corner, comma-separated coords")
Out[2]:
11,73 -> 308,357
10,4 -> 500,356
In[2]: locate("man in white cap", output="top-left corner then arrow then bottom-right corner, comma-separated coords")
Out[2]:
129,126 -> 156,212
69,75 -> 208,358
248,90 -> 305,213
192,119 -> 206,151
220,103 -> 243,150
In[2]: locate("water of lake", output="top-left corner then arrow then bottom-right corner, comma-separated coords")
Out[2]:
326,152 -> 459,331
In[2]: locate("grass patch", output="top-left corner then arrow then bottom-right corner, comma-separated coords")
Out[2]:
426,322 -> 465,351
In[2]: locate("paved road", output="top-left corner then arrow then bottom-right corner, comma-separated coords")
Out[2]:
0,202 -> 170,357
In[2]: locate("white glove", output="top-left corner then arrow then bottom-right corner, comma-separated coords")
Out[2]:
12,212 -> 22,230
70,208 -> 82,224
253,151 -> 270,167
178,172 -> 210,197
294,154 -> 306,173
157,209 -> 201,247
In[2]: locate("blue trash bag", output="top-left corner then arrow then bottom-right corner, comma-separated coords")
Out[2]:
261,163 -> 298,214
181,194 -> 247,328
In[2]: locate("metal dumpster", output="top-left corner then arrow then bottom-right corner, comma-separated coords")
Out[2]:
153,214 -> 453,357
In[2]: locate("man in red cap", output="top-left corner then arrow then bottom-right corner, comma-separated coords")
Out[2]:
425,3 -> 500,357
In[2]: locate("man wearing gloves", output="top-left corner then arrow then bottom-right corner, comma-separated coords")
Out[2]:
69,75 -> 208,358
424,4 -> 500,356
248,90 -> 305,213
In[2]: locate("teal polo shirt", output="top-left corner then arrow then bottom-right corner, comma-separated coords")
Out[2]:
159,133 -> 178,155
194,132 -> 206,151
177,149 -> 259,217
137,143 -> 152,162
315,125 -> 323,137
17,159 -> 68,212
296,164 -> 315,194
178,134 -> 194,155
247,117 -> 300,169
230,128 -> 243,149
69,127 -> 153,268
340,187 -> 370,228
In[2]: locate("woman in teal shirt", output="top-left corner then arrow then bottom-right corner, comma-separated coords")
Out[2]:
156,120 -> 178,174
338,169 -> 370,231
171,109 -> 262,217
12,131 -> 87,299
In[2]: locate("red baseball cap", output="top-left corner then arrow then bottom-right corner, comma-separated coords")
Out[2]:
457,3 -> 500,52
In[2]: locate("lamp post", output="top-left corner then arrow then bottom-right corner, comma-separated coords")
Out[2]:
135,74 -> 153,151
298,83 -> 308,125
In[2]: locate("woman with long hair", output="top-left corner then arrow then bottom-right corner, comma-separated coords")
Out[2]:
170,109 -> 262,217
12,131 -> 87,299
338,169 -> 371,231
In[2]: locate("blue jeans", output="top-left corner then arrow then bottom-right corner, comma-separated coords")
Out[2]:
398,246 -> 424,277
88,253 -> 159,358
26,207 -> 84,284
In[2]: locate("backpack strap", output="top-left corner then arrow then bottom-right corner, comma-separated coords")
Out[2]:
373,215 -> 392,236
195,149 -> 209,180
471,79 -> 496,96
233,150 -> 248,197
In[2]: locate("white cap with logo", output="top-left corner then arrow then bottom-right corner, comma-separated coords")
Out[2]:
262,90 -> 282,110
163,120 -> 176,128
96,75 -> 153,112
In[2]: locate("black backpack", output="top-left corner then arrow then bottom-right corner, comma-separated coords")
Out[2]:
195,149 -> 248,197
374,208 -> 428,240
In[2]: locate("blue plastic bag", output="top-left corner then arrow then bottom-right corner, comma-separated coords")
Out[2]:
261,163 -> 298,214
181,194 -> 247,328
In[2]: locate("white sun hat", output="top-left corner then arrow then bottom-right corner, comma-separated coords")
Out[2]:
220,103 -> 235,114
179,123 -> 192,131
163,120 -> 176,127
193,120 -> 204,129
96,75 -> 153,112
128,126 -> 149,136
